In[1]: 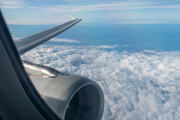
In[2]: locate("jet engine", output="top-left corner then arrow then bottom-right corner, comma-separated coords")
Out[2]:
23,61 -> 104,120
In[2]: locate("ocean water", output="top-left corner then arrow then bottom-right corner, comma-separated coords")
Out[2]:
8,23 -> 180,120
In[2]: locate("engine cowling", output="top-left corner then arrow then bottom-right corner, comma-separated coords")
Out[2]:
23,61 -> 104,120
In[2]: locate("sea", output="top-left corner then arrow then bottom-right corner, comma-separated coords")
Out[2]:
8,23 -> 180,120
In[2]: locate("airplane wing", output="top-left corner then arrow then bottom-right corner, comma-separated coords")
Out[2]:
14,17 -> 82,55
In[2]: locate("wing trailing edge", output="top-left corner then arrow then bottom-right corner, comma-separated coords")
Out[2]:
15,18 -> 82,55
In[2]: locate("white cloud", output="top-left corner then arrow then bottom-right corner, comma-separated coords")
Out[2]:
0,0 -> 24,9
41,2 -> 180,13
98,45 -> 118,49
21,42 -> 180,120
50,38 -> 80,43
2,1 -> 180,24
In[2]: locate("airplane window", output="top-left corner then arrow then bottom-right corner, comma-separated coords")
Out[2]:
1,0 -> 180,120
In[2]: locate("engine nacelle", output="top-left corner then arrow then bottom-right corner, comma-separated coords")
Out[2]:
23,61 -> 104,120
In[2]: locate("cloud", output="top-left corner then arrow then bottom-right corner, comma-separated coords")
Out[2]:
2,1 -> 180,25
50,38 -> 80,43
40,2 -> 180,13
0,0 -> 24,9
98,45 -> 118,49
21,41 -> 180,120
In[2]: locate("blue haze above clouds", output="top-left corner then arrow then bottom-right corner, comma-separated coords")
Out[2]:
2,0 -> 180,119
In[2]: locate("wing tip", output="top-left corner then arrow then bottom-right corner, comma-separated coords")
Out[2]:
69,15 -> 76,20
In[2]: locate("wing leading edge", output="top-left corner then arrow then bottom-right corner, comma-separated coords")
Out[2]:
15,17 -> 82,55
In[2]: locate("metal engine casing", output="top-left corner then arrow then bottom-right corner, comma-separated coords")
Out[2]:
24,61 -> 104,120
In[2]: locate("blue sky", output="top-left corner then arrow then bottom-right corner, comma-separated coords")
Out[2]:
1,0 -> 180,24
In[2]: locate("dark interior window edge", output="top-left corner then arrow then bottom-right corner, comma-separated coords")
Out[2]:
0,10 -> 61,120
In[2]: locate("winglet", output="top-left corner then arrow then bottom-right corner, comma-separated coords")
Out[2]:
69,15 -> 76,20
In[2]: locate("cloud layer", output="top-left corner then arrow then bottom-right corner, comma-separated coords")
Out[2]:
0,0 -> 24,9
26,2 -> 180,12
2,0 -> 180,25
21,40 -> 180,120
50,38 -> 80,43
